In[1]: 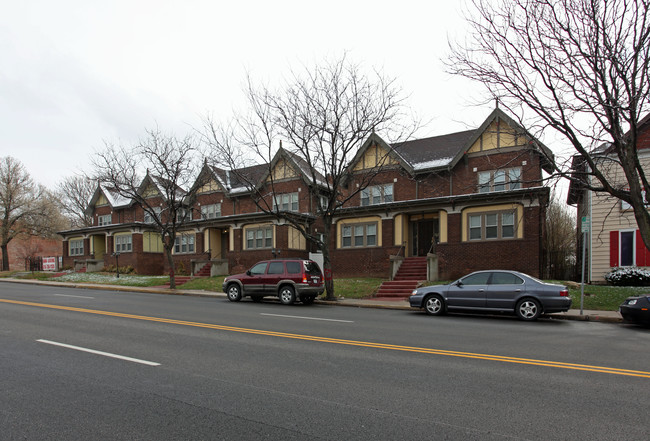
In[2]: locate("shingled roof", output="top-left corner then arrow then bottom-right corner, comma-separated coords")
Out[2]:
392,129 -> 476,172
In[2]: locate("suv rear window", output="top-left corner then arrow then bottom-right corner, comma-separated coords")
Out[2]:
304,261 -> 321,276
286,261 -> 301,274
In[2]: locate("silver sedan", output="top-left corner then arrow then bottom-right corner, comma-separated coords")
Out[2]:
409,270 -> 571,321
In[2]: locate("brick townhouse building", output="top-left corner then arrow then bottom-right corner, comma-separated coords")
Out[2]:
59,108 -> 554,280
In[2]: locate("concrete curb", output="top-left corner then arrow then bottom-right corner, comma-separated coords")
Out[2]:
0,277 -> 623,323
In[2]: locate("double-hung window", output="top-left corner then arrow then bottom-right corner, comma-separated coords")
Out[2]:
114,235 -> 132,253
98,214 -> 111,226
246,227 -> 273,249
144,207 -> 162,224
468,211 -> 516,240
174,234 -> 195,254
273,193 -> 299,212
69,239 -> 84,256
361,184 -> 393,206
341,223 -> 377,248
201,203 -> 221,219
478,168 -> 521,193
176,208 -> 190,223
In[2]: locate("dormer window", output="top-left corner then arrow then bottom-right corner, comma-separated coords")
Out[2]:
478,168 -> 521,193
201,203 -> 221,219
98,214 -> 111,226
361,184 -> 393,206
273,193 -> 299,212
144,207 -> 162,224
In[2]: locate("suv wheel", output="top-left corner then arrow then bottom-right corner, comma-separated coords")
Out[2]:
226,284 -> 242,302
279,286 -> 296,305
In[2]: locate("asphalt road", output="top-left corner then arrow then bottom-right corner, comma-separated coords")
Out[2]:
1,282 -> 648,440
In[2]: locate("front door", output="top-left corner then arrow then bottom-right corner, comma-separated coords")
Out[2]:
411,219 -> 437,256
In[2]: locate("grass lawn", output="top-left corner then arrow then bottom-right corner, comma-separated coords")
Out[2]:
564,283 -> 648,311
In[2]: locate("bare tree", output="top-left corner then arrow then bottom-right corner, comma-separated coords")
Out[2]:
0,156 -> 57,271
204,56 -> 417,299
448,0 -> 650,248
56,175 -> 96,228
544,194 -> 576,279
92,129 -> 205,288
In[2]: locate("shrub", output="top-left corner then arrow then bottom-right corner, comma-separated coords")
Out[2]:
176,261 -> 187,275
604,267 -> 650,286
104,264 -> 135,274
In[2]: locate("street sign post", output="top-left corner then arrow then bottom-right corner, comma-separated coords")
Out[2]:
580,216 -> 590,315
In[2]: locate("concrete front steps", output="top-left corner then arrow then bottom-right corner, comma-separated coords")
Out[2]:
374,257 -> 427,300
164,263 -> 212,287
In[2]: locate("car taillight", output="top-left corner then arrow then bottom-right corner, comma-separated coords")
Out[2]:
303,274 -> 308,283
560,289 -> 569,297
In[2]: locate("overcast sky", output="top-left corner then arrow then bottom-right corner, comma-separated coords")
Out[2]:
1,0 -> 534,190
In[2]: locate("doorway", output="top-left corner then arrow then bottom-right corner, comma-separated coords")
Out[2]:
410,218 -> 438,256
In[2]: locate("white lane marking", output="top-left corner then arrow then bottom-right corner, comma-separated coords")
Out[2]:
37,339 -> 160,366
260,313 -> 353,323
54,294 -> 95,299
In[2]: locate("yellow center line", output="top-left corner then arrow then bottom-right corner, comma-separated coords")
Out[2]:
3,298 -> 649,379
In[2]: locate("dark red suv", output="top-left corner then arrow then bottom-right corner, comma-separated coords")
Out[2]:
222,258 -> 324,305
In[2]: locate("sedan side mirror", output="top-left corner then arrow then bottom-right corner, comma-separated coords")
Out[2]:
246,270 -> 251,276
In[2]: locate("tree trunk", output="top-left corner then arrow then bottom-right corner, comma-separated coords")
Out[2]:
1,243 -> 8,271
321,222 -> 335,300
164,245 -> 176,289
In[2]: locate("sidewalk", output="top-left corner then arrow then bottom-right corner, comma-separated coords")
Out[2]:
0,277 -> 623,323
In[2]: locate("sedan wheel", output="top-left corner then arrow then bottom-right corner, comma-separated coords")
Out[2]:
226,284 -> 242,302
279,286 -> 296,305
424,294 -> 445,316
516,298 -> 541,321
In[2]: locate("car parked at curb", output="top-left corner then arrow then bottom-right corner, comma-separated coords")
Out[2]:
409,270 -> 571,321
222,258 -> 324,305
619,295 -> 650,326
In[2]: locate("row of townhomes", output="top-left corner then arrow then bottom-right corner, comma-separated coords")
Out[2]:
568,113 -> 650,283
59,108 -> 554,281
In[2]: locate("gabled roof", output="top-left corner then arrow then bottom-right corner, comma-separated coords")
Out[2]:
84,183 -> 131,215
137,172 -> 187,201
225,164 -> 269,195
263,147 -> 328,188
349,107 -> 555,176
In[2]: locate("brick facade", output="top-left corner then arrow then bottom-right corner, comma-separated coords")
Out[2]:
59,108 -> 552,281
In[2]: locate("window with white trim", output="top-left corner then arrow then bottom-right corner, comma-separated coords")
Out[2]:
272,193 -> 299,212
144,207 -> 162,224
319,195 -> 329,211
69,239 -> 84,256
341,223 -> 377,248
621,190 -> 648,210
176,208 -> 190,223
246,226 -> 273,249
201,203 -> 221,219
478,168 -> 521,193
468,211 -> 516,240
174,234 -> 195,254
114,235 -> 132,253
98,214 -> 111,226
361,184 -> 393,206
